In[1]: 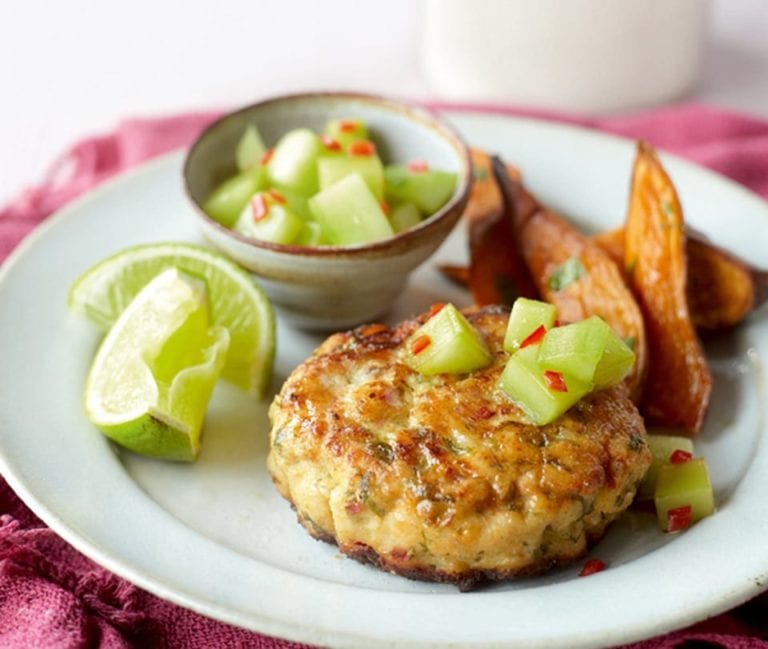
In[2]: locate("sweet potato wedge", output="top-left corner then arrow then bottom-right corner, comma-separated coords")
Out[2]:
464,150 -> 537,305
436,152 -> 532,302
492,157 -> 647,399
594,228 -> 766,330
438,264 -> 470,288
686,236 -> 761,330
463,149 -> 504,226
624,142 -> 711,433
592,228 -> 625,268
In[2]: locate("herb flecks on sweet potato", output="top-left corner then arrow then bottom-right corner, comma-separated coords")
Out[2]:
624,142 -> 711,433
492,157 -> 647,400
464,150 -> 537,306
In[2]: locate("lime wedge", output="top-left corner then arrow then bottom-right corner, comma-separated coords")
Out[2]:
84,268 -> 230,461
68,243 -> 275,398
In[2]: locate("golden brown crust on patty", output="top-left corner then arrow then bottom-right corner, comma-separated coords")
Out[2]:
267,305 -> 650,589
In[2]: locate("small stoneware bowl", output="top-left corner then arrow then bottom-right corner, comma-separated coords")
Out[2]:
183,92 -> 472,330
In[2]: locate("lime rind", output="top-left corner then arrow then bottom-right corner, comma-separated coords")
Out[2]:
69,243 -> 275,398
99,413 -> 199,462
93,327 -> 230,462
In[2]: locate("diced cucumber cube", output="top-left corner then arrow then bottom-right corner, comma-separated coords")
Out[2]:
278,188 -> 313,220
233,193 -> 304,245
655,458 -> 715,532
537,316 -> 610,383
203,166 -> 267,227
324,118 -> 368,149
389,202 -> 422,233
592,328 -> 636,390
637,433 -> 695,500
318,155 -> 384,200
384,164 -> 457,215
537,315 -> 634,390
235,124 -> 267,172
267,128 -> 322,196
504,298 -> 557,353
497,345 -> 591,425
404,303 -> 492,375
308,173 -> 394,245
295,220 -> 326,247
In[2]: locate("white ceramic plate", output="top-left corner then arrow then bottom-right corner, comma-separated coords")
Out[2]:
1,113 -> 767,649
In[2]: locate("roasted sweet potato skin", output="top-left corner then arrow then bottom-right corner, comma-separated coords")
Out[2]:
466,150 -> 537,306
624,143 -> 711,433
592,229 -> 625,268
493,158 -> 647,399
463,149 -> 504,226
438,264 -> 470,288
686,236 -> 756,330
594,228 -> 759,331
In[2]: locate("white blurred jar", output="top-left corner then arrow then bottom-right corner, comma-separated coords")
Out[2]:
422,0 -> 709,114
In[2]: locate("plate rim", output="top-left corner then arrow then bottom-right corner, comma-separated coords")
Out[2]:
1,112 -> 767,648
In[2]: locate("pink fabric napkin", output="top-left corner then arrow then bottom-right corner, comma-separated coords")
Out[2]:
1,102 -> 768,648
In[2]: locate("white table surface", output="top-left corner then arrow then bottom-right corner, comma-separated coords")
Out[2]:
0,0 -> 766,206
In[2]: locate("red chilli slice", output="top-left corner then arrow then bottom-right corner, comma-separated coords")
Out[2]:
349,140 -> 376,157
408,159 -> 429,173
429,303 -> 446,318
268,189 -> 287,204
544,370 -> 568,392
360,323 -> 388,337
260,148 -> 274,166
666,505 -> 693,532
669,449 -> 693,464
251,194 -> 269,222
321,135 -> 341,152
520,324 -> 546,349
411,335 -> 432,355
579,559 -> 606,577
339,120 -> 358,133
379,200 -> 391,216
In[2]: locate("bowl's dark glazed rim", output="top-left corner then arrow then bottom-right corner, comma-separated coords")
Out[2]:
183,91 -> 473,259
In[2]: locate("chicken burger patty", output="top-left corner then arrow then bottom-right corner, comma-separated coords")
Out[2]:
267,305 -> 650,589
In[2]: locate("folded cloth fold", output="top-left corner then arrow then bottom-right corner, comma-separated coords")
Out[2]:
1,102 -> 767,648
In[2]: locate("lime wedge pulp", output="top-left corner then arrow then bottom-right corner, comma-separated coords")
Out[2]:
68,243 -> 275,398
84,268 -> 230,461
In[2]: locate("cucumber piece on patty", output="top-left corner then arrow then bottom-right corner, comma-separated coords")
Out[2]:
404,303 -> 492,375
497,345 -> 591,425
537,316 -> 610,384
503,298 -> 557,353
592,329 -> 636,390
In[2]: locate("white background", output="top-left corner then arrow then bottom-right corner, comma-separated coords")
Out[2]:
1,0 -> 766,205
